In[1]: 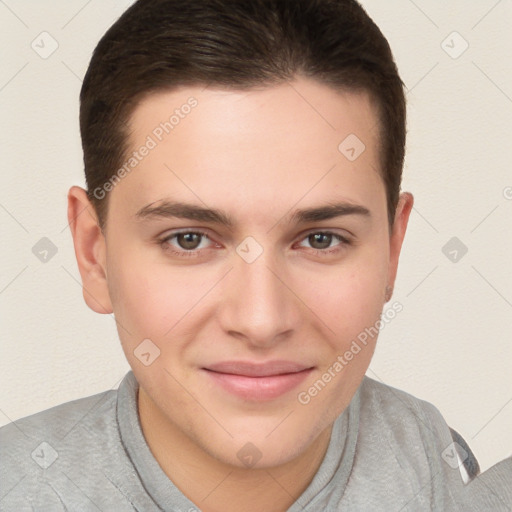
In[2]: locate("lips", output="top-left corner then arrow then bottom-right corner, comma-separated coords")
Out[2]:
204,360 -> 312,377
202,360 -> 314,401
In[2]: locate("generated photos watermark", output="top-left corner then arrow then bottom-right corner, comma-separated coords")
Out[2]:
297,301 -> 403,405
93,96 -> 198,200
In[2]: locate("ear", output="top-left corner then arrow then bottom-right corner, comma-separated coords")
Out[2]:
386,192 -> 414,301
67,186 -> 113,314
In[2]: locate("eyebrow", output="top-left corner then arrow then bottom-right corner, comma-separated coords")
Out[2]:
135,200 -> 371,227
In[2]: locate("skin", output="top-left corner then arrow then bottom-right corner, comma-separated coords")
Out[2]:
68,76 -> 413,512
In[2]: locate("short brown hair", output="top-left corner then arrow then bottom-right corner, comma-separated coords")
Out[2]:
80,0 -> 406,229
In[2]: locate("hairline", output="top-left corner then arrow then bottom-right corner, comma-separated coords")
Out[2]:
93,77 -> 394,232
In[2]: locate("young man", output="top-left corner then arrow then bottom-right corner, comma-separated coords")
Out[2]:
1,0 -> 510,510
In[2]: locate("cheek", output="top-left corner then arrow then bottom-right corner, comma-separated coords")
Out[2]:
295,260 -> 387,416
106,246 -> 217,340
293,249 -> 388,347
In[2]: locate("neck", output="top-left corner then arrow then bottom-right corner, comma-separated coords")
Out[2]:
138,386 -> 333,512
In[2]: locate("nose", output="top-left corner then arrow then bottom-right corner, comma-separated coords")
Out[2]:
217,245 -> 301,349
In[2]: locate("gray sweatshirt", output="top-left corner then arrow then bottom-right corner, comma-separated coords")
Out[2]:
0,371 -> 508,511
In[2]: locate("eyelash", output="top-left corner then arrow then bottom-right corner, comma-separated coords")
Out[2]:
158,229 -> 352,258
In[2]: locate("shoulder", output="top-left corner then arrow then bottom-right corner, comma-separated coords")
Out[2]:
360,376 -> 451,430
357,375 -> 476,468
357,376 -> 478,470
0,387 -> 117,450
340,376 -> 474,509
461,457 -> 512,511
0,373 -> 164,510
0,387 -> 121,508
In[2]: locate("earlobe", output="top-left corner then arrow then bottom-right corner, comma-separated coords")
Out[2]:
386,192 -> 414,300
67,186 -> 113,314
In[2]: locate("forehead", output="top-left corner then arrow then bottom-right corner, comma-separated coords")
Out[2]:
129,77 -> 379,152
109,77 -> 385,228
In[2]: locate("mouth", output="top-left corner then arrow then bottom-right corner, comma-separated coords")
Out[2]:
201,360 -> 314,401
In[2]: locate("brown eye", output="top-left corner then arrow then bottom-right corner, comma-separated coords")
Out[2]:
308,233 -> 333,250
159,230 -> 212,256
297,231 -> 352,255
176,232 -> 203,250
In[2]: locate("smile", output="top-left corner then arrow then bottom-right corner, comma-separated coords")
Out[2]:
202,361 -> 314,401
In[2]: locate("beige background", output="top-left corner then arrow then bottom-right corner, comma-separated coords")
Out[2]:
0,0 -> 511,473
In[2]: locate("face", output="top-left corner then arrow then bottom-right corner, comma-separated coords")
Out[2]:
74,77 -> 412,469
